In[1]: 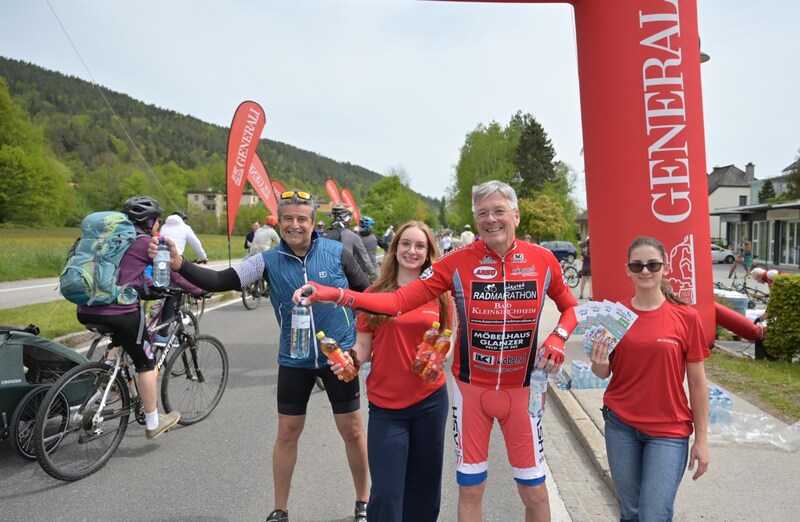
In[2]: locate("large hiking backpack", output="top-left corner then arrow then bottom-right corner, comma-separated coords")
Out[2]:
59,211 -> 144,306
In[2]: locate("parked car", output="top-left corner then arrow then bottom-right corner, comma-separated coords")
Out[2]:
539,240 -> 578,263
711,244 -> 736,264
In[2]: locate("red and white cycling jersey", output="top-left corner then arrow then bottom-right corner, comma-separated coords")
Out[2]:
350,240 -> 577,389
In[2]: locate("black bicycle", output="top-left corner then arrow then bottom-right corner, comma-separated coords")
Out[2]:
560,259 -> 580,288
35,288 -> 228,481
242,277 -> 269,310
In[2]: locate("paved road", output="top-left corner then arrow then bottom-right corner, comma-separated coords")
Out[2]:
0,295 -> 617,521
0,260 -> 238,310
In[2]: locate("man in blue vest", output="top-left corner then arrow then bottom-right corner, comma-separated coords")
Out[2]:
151,190 -> 371,522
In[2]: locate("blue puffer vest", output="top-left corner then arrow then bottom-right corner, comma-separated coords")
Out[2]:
262,235 -> 356,369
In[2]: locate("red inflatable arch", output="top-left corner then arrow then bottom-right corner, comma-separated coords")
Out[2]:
437,0 -> 716,346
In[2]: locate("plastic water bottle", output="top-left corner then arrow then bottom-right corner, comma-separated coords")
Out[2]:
553,367 -> 572,390
153,237 -> 171,288
290,304 -> 312,359
529,370 -> 548,418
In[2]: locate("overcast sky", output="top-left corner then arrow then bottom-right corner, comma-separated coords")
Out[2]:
1,0 -> 798,206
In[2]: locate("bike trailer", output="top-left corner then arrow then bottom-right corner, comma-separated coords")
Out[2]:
0,325 -> 87,439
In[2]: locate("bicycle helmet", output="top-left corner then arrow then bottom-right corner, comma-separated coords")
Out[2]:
173,210 -> 188,222
331,204 -> 352,225
123,196 -> 163,229
358,216 -> 374,230
464,224 -> 471,230
265,215 -> 278,226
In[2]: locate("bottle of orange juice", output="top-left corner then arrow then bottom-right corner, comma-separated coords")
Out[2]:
420,329 -> 452,383
410,321 -> 441,375
316,331 -> 358,382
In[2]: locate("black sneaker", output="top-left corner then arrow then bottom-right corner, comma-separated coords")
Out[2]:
354,501 -> 367,522
266,510 -> 288,522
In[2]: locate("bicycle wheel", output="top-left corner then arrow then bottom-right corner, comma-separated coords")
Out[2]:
34,362 -> 130,481
162,335 -> 229,425
10,385 -> 67,461
242,280 -> 263,310
563,266 -> 580,288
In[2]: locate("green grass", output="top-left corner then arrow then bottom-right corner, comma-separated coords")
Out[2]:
705,350 -> 800,423
0,227 -> 245,282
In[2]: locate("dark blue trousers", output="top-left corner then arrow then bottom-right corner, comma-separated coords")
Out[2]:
367,384 -> 449,522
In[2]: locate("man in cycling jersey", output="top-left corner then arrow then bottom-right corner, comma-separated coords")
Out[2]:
150,190 -> 371,522
76,197 -> 203,440
296,180 -> 578,521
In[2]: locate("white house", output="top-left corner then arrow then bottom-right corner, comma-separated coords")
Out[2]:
707,163 -> 753,243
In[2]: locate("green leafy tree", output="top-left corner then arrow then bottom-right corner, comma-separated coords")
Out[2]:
518,194 -> 572,243
758,179 -> 776,203
0,77 -> 73,225
361,174 -> 430,232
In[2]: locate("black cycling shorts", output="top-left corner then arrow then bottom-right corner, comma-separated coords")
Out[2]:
277,364 -> 360,416
77,308 -> 155,372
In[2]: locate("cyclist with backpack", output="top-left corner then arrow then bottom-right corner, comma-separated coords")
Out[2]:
71,196 -> 203,440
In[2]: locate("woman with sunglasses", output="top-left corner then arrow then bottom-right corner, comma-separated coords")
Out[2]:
589,235 -> 711,521
337,221 -> 453,522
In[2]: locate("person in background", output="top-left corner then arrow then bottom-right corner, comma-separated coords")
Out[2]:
728,235 -> 753,278
321,204 -> 375,278
589,235 -> 710,521
245,220 -> 260,251
383,225 -> 395,245
249,215 -> 281,256
356,216 -> 383,278
335,221 -> 454,521
460,224 -> 475,246
150,190 -> 371,522
296,180 -> 578,522
316,220 -> 326,234
578,237 -> 591,300
159,211 -> 208,263
441,230 -> 452,254
523,234 -> 533,244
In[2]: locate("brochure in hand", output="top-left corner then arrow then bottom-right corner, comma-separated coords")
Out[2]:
574,300 -> 638,356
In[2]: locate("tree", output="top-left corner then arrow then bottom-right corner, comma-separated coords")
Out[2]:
518,194 -> 572,242
0,77 -> 73,225
758,179 -> 776,203
510,111 -> 557,194
361,174 -> 430,232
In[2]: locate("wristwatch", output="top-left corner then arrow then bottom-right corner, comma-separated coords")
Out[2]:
552,326 -> 570,341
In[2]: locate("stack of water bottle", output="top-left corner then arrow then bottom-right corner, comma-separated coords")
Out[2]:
708,385 -> 733,425
570,360 -> 611,389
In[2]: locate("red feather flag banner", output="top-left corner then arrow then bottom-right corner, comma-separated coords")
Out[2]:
247,154 -> 278,217
325,179 -> 342,205
340,188 -> 360,223
226,101 -> 266,237
271,180 -> 286,199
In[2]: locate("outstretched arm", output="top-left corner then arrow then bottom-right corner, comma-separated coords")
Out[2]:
296,278 -> 437,317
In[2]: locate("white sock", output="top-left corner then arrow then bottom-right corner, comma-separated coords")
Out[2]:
145,410 -> 159,430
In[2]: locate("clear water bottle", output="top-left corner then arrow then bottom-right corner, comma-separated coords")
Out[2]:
553,367 -> 572,390
290,304 -> 312,359
153,237 -> 171,288
529,369 -> 548,418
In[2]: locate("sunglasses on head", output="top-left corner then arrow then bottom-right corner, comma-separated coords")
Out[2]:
627,261 -> 664,273
280,190 -> 312,200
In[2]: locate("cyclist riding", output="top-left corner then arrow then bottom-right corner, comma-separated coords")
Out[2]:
159,210 -> 208,264
249,215 -> 281,256
75,196 -> 203,440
